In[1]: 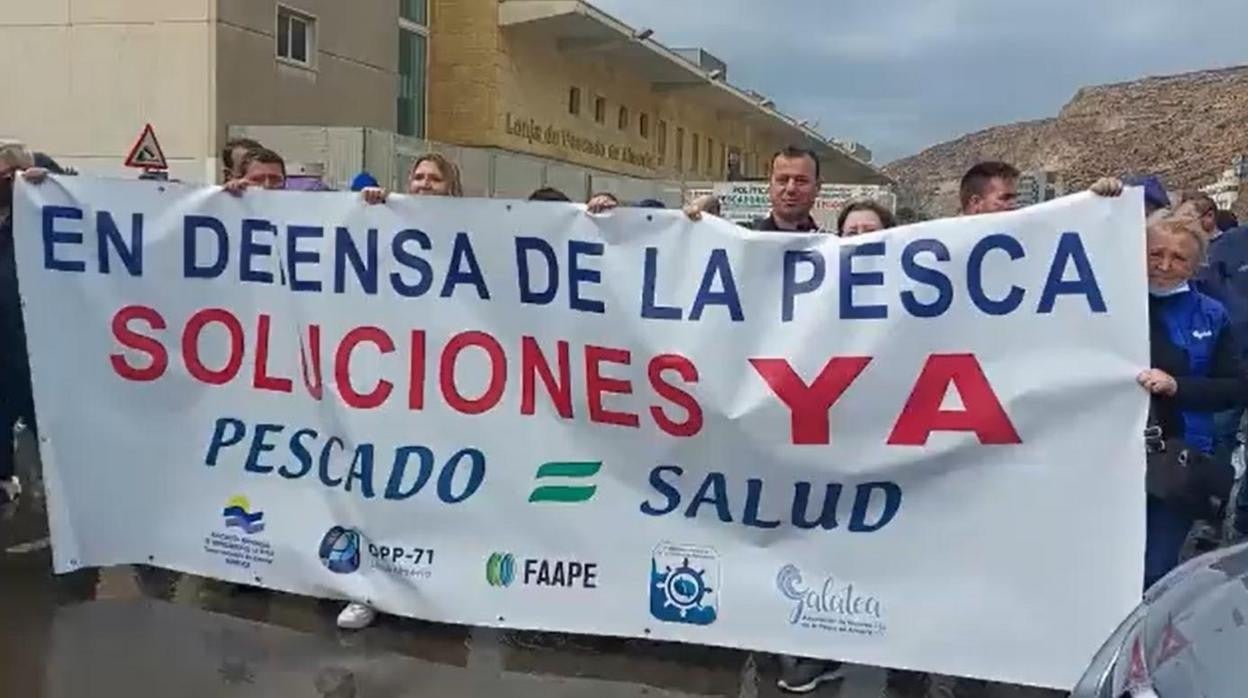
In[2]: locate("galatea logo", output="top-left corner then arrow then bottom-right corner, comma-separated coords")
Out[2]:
528,461 -> 602,503
486,552 -> 517,587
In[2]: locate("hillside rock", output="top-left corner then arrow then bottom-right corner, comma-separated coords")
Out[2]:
885,65 -> 1248,217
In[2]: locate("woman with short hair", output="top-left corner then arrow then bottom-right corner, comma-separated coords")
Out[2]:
1138,215 -> 1248,588
836,199 -> 897,237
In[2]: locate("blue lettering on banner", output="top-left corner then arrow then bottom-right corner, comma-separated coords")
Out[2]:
782,250 -> 825,322
689,249 -> 744,322
568,240 -> 605,313
641,247 -> 682,320
33,205 -> 1111,327
839,241 -> 888,319
1038,232 -> 1106,313
967,234 -> 1025,315
240,219 -> 278,284
639,465 -> 902,532
286,225 -> 323,292
96,211 -> 143,275
389,228 -> 433,297
183,215 -> 229,279
42,206 -> 86,272
202,417 -> 486,505
900,239 -> 952,318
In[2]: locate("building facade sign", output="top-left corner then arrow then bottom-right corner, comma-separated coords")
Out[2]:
505,113 -> 657,171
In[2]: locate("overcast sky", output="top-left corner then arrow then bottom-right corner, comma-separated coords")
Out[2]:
592,0 -> 1248,164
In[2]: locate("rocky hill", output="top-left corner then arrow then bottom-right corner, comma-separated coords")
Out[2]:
885,65 -> 1248,218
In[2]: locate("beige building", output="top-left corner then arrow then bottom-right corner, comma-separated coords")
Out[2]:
1,0 -> 889,193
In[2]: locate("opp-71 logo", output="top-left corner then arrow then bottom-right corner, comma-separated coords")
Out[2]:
528,461 -> 602,503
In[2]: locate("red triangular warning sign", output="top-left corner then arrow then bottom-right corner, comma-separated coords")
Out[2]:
124,123 -> 168,170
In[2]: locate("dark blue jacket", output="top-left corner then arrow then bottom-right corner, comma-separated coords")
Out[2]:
1149,289 -> 1248,454
1195,226 -> 1248,359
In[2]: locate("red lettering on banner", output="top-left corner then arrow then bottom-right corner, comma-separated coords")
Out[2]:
888,353 -> 1021,445
749,356 -> 872,445
333,326 -> 395,409
521,336 -> 573,418
586,345 -> 640,428
110,304 -> 168,381
182,308 -> 244,385
253,314 -> 293,393
648,353 -> 702,437
440,331 -> 507,415
407,330 -> 426,410
299,324 -> 324,400
105,305 -> 714,438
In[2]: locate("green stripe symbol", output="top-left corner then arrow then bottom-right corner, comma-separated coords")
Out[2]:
528,461 -> 602,503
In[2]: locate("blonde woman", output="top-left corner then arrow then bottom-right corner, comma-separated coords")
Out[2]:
339,151 -> 462,631
1139,215 -> 1248,588
359,152 -> 463,204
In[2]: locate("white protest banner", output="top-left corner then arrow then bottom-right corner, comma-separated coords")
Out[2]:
686,181 -> 897,229
15,177 -> 1147,688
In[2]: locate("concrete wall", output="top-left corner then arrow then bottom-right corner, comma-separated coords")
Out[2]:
0,0 -> 216,181
215,0 -> 399,174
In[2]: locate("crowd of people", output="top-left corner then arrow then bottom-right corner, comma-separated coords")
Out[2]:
3,134 -> 1248,696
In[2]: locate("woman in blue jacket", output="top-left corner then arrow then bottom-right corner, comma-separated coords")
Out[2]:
1138,216 -> 1248,588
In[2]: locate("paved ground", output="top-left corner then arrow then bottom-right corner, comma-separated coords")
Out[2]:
1,433 -> 1063,698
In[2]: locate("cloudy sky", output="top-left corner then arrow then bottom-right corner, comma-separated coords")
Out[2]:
593,0 -> 1248,164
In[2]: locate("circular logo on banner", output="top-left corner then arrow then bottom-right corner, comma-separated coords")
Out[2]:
486,552 -> 516,587
319,526 -> 362,574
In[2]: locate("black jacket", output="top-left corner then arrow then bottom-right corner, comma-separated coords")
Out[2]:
743,213 -> 819,232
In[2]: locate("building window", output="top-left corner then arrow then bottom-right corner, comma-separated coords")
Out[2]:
568,87 -> 581,116
639,114 -> 650,139
399,0 -> 428,24
719,143 -> 727,178
277,6 -> 316,65
657,120 -> 667,164
594,97 -> 606,124
398,2 -> 428,138
706,137 -> 713,174
618,106 -> 629,131
691,133 -> 700,174
676,127 -> 685,171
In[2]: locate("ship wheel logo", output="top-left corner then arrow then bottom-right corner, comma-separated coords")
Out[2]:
650,545 -> 719,625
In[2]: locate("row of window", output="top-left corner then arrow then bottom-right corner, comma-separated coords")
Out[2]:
568,86 -> 748,176
275,3 -> 429,138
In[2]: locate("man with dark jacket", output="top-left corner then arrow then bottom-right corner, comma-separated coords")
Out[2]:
744,147 -> 822,232
1198,224 -> 1248,538
0,144 -> 68,503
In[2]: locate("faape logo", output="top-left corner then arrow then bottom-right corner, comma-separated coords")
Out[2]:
486,552 -> 597,589
486,552 -> 517,587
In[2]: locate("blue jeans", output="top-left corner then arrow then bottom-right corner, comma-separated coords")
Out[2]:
1145,496 -> 1195,590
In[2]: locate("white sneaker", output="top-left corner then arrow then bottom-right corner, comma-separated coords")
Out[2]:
336,602 -> 377,630
0,476 -> 20,503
